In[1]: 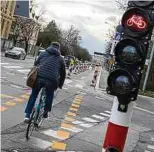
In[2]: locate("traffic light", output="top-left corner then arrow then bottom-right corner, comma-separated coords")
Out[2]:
106,1 -> 154,108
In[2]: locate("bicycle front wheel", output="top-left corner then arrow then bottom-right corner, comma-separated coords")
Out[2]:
26,110 -> 35,139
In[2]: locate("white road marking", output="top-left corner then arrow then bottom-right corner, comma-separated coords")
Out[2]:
64,79 -> 73,84
0,77 -> 7,79
134,106 -> 154,115
92,115 -> 105,120
100,113 -> 111,117
77,91 -> 86,95
61,126 -> 83,133
20,137 -> 51,149
5,72 -> 15,75
17,69 -> 30,74
75,84 -> 83,89
10,84 -> 22,89
3,66 -> 23,69
0,63 -> 9,65
79,123 -> 94,128
104,110 -> 111,114
42,129 -> 68,140
81,76 -> 86,79
63,87 -> 68,90
72,120 -> 85,124
144,150 -> 151,152
95,96 -> 104,100
82,117 -> 99,123
147,145 -> 154,150
72,120 -> 94,128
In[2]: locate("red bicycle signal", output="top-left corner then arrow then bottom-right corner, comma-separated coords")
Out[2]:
127,14 -> 147,30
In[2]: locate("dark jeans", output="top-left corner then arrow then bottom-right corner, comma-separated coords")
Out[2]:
25,78 -> 55,115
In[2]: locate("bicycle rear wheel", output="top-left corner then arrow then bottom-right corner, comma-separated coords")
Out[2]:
26,110 -> 35,139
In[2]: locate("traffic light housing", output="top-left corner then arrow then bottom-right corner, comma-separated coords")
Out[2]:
106,1 -> 154,106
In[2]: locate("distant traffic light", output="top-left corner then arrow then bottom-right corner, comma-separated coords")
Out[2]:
106,1 -> 154,108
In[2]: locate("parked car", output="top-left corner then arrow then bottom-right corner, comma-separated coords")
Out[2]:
5,47 -> 26,60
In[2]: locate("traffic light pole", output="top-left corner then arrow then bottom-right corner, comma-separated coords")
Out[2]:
142,43 -> 154,91
103,97 -> 135,152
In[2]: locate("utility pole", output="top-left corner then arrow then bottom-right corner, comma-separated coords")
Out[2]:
142,43 -> 154,91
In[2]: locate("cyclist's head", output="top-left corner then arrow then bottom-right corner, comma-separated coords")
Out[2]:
51,42 -> 60,50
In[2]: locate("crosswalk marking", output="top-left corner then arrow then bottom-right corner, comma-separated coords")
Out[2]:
67,112 -> 76,117
3,66 -> 23,69
42,129 -> 69,140
65,117 -> 75,122
75,84 -> 83,89
82,117 -> 99,123
92,115 -> 105,120
0,94 -> 15,98
70,107 -> 78,112
104,110 -> 111,114
79,123 -> 94,128
13,98 -> 24,102
0,63 -> 9,65
72,120 -> 93,128
51,141 -> 66,151
61,126 -> 83,133
4,101 -> 16,106
100,113 -> 111,117
61,123 -> 73,129
64,79 -> 73,85
0,106 -> 7,111
72,120 -> 84,124
17,69 -> 30,74
20,137 -> 51,149
71,103 -> 80,108
147,145 -> 154,150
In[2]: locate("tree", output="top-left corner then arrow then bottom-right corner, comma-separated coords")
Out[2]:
36,20 -> 62,48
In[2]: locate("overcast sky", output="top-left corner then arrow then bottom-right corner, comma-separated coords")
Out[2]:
35,0 -> 124,54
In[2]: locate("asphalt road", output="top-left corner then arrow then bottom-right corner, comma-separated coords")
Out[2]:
1,54 -> 154,152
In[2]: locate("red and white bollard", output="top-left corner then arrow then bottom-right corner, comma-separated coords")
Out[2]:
102,97 -> 135,152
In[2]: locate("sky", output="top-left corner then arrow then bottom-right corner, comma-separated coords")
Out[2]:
35,0 -> 124,54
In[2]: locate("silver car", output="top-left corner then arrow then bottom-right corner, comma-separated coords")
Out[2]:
5,47 -> 26,60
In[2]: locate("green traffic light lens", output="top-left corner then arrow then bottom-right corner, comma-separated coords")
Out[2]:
112,75 -> 131,94
119,45 -> 141,65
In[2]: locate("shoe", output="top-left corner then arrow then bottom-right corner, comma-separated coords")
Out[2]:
43,111 -> 48,118
24,113 -> 30,123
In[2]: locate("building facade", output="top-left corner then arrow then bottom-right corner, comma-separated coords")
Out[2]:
1,1 -> 16,39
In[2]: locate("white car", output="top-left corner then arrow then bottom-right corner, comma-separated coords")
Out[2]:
5,47 -> 26,60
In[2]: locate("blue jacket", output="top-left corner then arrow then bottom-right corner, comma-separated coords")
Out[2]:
34,46 -> 66,89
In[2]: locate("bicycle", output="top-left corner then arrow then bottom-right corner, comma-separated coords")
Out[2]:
25,88 -> 59,139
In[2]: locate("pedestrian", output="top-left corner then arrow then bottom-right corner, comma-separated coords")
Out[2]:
24,42 -> 66,122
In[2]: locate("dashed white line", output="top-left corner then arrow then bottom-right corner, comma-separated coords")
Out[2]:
92,115 -> 105,120
0,63 -> 9,65
82,117 -> 99,123
17,69 -> 30,74
61,126 -> 83,133
3,66 -> 23,69
100,113 -> 111,117
104,110 -> 111,114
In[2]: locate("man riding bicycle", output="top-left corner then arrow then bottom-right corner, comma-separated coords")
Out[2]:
24,42 -> 66,122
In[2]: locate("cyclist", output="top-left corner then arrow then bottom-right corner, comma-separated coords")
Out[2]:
24,42 -> 66,122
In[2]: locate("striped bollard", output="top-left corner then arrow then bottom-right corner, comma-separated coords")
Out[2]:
103,97 -> 135,152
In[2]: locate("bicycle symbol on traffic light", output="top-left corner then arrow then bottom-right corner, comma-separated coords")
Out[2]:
127,15 -> 147,29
